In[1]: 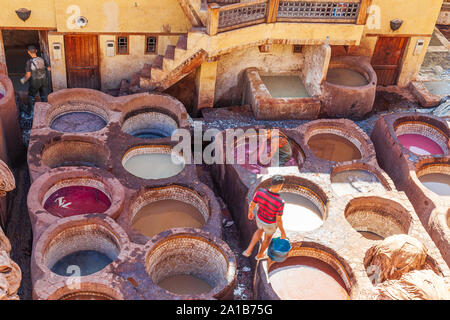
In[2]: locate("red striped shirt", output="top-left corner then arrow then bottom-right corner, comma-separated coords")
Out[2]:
253,188 -> 285,224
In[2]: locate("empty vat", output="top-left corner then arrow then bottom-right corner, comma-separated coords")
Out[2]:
331,169 -> 386,196
41,140 -> 109,169
345,197 -> 411,240
48,101 -> 108,133
145,232 -> 236,298
130,186 -> 209,238
122,146 -> 185,179
394,121 -> 448,156
122,108 -> 178,139
307,131 -> 362,162
268,247 -> 351,300
42,179 -> 112,218
43,223 -> 121,277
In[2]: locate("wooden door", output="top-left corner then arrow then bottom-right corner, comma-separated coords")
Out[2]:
64,35 -> 100,89
371,37 -> 408,86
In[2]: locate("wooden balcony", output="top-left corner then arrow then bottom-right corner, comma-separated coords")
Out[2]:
206,0 -> 371,35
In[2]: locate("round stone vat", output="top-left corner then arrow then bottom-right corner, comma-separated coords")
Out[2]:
40,138 -> 109,169
122,145 -> 185,180
34,216 -> 127,279
330,164 -> 391,196
28,168 -> 125,226
249,176 -> 327,233
232,130 -> 304,174
265,245 -> 352,300
122,107 -> 179,139
145,230 -> 236,299
344,197 -> 412,240
322,56 -> 377,118
306,128 -> 364,162
42,179 -> 112,218
394,119 -> 449,156
130,185 -> 209,238
416,162 -> 450,197
47,101 -> 109,133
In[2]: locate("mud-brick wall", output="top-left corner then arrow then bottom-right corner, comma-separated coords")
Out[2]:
99,35 -> 180,90
214,44 -> 305,107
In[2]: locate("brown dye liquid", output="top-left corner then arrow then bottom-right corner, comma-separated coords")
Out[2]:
269,256 -> 349,300
419,173 -> 450,196
326,68 -> 369,87
158,275 -> 212,295
308,133 -> 362,162
132,199 -> 205,238
358,231 -> 384,241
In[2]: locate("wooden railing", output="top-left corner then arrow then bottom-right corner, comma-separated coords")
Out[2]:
207,0 -> 370,35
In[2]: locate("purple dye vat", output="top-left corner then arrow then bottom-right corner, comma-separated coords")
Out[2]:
44,186 -> 111,218
0,92 -> 4,99
51,112 -> 107,133
234,140 -> 295,174
397,134 -> 444,155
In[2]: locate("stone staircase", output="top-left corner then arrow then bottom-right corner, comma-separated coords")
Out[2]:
122,33 -> 207,95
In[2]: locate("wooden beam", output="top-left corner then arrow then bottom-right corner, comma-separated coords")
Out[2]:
357,0 -> 372,25
267,0 -> 280,23
207,3 -> 220,36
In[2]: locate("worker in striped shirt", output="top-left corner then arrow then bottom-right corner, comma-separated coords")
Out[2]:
242,175 -> 287,260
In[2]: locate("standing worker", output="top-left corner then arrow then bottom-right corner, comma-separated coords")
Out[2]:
242,175 -> 287,260
20,45 -> 51,114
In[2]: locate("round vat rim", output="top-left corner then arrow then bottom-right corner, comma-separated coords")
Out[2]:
144,229 -> 236,299
33,215 -> 130,280
46,100 -> 111,133
304,124 -> 370,162
266,243 -> 354,299
344,196 -> 413,239
325,56 -> 377,90
330,163 -> 393,192
42,281 -> 125,300
393,118 -> 449,155
128,184 -> 211,236
325,64 -> 376,89
38,136 -> 111,170
414,160 -> 450,199
121,144 -> 186,180
28,167 -> 125,222
121,106 -> 180,126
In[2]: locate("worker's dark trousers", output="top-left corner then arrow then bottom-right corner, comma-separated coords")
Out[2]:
27,84 -> 48,114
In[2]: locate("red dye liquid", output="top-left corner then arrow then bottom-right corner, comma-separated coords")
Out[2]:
397,134 -> 444,155
44,186 -> 111,217
234,141 -> 295,174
